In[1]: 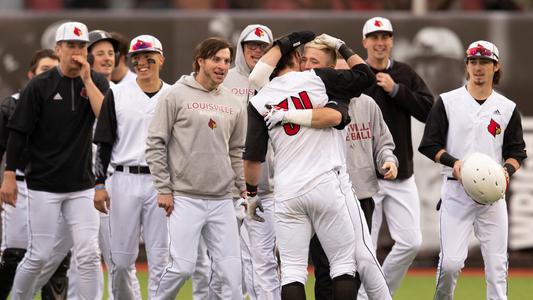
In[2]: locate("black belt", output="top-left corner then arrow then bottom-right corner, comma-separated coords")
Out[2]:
16,175 -> 25,181
447,177 -> 458,181
115,165 -> 150,174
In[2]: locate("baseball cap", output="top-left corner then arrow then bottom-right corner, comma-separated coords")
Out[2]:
466,40 -> 499,62
89,30 -> 119,53
362,17 -> 393,38
242,27 -> 272,44
128,35 -> 163,56
55,21 -> 89,43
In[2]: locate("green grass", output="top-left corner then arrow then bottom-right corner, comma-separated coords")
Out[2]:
120,271 -> 533,300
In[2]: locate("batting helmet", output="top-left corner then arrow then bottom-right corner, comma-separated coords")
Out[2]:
461,152 -> 506,205
88,30 -> 119,66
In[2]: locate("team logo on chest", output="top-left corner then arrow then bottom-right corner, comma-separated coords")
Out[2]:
487,118 -> 501,137
208,118 -> 217,129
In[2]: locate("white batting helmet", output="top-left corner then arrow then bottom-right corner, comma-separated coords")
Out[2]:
461,152 -> 506,205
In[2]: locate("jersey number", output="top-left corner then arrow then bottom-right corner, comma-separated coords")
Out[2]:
277,91 -> 313,136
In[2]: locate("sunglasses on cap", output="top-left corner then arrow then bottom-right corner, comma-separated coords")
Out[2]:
466,46 -> 496,58
244,42 -> 269,51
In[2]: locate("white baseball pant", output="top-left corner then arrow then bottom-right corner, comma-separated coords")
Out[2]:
360,176 -> 422,299
1,179 -> 28,250
108,171 -> 168,299
11,188 -> 100,300
154,196 -> 242,300
435,178 -> 508,300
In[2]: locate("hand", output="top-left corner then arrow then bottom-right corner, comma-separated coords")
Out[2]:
234,197 -> 247,221
382,162 -> 398,180
315,33 -> 345,50
93,187 -> 110,214
264,105 -> 287,130
376,72 -> 396,94
452,160 -> 462,183
72,55 -> 92,83
0,172 -> 18,207
503,166 -> 510,192
275,31 -> 316,56
157,193 -> 174,216
247,194 -> 265,222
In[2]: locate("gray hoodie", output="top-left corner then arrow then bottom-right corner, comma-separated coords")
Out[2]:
146,74 -> 246,199
224,24 -> 275,197
346,94 -> 398,199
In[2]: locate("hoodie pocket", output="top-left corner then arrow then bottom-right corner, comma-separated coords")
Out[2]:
175,152 -> 234,195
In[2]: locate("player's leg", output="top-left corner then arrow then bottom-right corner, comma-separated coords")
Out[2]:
336,173 -> 391,300
192,237 -> 218,300
434,179 -> 475,300
107,172 -> 142,299
0,179 -> 28,298
244,196 -> 280,300
10,190 -> 63,300
203,198 -> 243,300
353,197 -> 375,296
379,177 -> 422,294
309,234 -> 332,300
41,252 -> 70,300
62,188 -> 101,300
240,224 -> 257,300
141,176 -> 169,299
275,196 -> 313,300
474,199 -> 508,300
154,195 -> 205,300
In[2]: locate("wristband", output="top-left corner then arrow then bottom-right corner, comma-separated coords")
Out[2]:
338,44 -> 356,61
246,182 -> 258,196
283,110 -> 313,127
439,152 -> 458,168
95,185 -> 106,191
503,163 -> 516,177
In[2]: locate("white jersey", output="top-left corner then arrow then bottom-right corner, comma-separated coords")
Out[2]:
251,70 -> 343,201
111,80 -> 170,166
442,86 -> 516,176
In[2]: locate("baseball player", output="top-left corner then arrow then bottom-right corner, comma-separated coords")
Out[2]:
93,34 -> 170,299
223,24 -> 280,300
110,31 -> 137,84
0,49 -> 72,300
245,31 -> 391,300
0,21 -> 108,300
145,37 -> 246,300
357,17 -> 434,298
293,38 -> 398,300
419,40 -> 527,300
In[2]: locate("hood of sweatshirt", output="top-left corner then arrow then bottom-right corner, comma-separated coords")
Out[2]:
234,24 -> 273,77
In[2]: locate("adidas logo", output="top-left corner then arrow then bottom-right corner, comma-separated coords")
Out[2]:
493,109 -> 501,115
53,93 -> 63,100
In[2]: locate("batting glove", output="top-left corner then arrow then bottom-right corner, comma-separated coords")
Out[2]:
234,197 -> 247,221
275,31 -> 316,56
247,194 -> 265,222
264,105 -> 287,130
315,33 -> 345,51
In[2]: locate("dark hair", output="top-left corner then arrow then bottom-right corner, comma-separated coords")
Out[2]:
29,49 -> 58,74
192,37 -> 233,73
272,49 -> 298,78
110,31 -> 129,58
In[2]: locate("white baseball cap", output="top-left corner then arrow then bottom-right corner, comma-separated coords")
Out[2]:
128,35 -> 163,56
242,27 -> 271,44
466,40 -> 499,62
362,17 -> 393,38
55,21 -> 89,43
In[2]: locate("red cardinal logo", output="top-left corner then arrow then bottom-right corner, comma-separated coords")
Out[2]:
132,40 -> 153,51
80,87 -> 88,99
73,27 -> 82,37
254,27 -> 264,37
374,20 -> 382,27
487,118 -> 501,137
208,118 -> 217,129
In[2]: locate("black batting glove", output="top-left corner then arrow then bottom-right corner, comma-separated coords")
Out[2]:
275,31 -> 316,56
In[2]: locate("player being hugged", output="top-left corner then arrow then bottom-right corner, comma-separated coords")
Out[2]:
418,40 -> 527,300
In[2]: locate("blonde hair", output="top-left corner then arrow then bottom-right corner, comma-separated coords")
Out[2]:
304,39 -> 337,66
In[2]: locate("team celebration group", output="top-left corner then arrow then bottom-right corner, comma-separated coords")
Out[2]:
0,15 -> 527,300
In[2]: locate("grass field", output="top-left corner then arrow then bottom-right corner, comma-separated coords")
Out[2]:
97,268 -> 533,300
